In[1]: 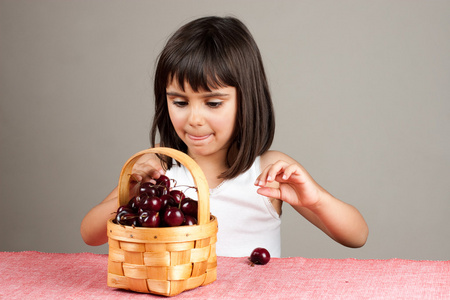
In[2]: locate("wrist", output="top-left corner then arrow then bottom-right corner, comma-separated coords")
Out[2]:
302,188 -> 328,213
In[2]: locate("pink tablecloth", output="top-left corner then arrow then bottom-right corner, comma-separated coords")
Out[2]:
0,251 -> 448,299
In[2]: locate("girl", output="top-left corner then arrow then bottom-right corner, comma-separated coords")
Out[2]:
81,16 -> 368,257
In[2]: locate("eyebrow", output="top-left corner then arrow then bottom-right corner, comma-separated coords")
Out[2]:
166,91 -> 230,98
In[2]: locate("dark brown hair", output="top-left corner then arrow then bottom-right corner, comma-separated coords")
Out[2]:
151,16 -> 275,179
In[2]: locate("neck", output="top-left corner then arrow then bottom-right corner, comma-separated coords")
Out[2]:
187,149 -> 229,189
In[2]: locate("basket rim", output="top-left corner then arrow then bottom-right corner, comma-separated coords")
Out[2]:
107,215 -> 218,243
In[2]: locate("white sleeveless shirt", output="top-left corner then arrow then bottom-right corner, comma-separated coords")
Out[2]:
165,156 -> 281,258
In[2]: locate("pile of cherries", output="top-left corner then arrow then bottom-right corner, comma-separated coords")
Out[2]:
113,175 -> 198,228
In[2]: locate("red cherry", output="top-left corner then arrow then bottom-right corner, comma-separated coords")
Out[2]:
139,211 -> 160,227
160,194 -> 177,210
139,195 -> 163,212
128,197 -> 141,212
117,205 -> 132,214
156,175 -> 171,189
180,198 -> 198,217
163,207 -> 184,227
183,215 -> 197,226
139,182 -> 159,197
136,193 -> 149,206
115,211 -> 138,226
170,189 -> 185,204
157,185 -> 169,197
249,248 -> 271,265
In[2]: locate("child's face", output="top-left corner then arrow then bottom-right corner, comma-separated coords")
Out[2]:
166,80 -> 237,159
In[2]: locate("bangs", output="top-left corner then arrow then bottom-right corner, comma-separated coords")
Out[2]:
164,35 -> 238,92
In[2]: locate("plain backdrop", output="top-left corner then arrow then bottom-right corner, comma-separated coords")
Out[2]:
1,0 -> 449,260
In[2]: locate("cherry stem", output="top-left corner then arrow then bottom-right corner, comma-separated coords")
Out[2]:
171,185 -> 198,193
121,214 -> 138,220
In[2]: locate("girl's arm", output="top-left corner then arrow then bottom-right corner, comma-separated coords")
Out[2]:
257,151 -> 369,248
80,153 -> 164,246
80,187 -> 120,246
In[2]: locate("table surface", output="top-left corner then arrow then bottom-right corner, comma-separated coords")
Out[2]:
1,251 -> 449,299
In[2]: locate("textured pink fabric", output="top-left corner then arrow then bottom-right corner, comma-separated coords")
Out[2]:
0,251 -> 449,299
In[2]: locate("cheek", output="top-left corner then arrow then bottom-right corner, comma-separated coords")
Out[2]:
214,112 -> 236,137
168,107 -> 184,131
215,115 -> 232,129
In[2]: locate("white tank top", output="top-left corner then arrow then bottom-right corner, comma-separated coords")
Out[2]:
165,156 -> 281,258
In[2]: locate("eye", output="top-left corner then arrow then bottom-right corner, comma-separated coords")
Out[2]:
172,100 -> 188,107
207,101 -> 222,108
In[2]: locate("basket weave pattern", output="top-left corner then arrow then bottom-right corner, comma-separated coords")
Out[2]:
107,148 -> 218,296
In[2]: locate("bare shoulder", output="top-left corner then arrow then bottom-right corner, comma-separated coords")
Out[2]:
260,150 -> 297,169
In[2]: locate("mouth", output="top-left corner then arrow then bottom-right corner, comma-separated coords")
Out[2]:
187,134 -> 212,141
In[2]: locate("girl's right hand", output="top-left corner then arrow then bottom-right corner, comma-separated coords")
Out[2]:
129,152 -> 165,193
81,149 -> 165,246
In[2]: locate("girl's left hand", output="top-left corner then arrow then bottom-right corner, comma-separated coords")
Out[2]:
255,160 -> 322,208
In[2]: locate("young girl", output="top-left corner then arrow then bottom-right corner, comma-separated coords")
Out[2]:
81,16 -> 368,257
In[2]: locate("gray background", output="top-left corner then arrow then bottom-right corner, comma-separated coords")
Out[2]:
1,0 -> 449,260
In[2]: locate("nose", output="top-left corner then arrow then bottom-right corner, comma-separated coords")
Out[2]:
188,106 -> 205,127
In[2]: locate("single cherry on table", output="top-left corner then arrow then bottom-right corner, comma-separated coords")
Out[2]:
249,247 -> 271,265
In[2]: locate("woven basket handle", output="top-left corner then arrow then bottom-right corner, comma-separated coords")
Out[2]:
117,147 -> 210,225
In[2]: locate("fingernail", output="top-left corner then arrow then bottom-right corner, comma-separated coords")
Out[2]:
266,175 -> 272,182
282,174 -> 287,180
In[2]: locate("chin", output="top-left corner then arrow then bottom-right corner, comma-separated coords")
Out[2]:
188,145 -> 222,157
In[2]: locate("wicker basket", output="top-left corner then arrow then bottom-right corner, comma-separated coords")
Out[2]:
107,147 -> 218,296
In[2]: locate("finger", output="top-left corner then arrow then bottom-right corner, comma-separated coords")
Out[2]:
131,166 -> 164,183
254,174 -> 265,187
132,154 -> 164,175
259,160 -> 289,186
267,161 -> 289,182
148,168 -> 164,179
255,161 -> 283,187
256,186 -> 281,199
255,170 -> 278,186
277,164 -> 296,181
276,164 -> 306,184
254,166 -> 270,186
130,173 -> 143,183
